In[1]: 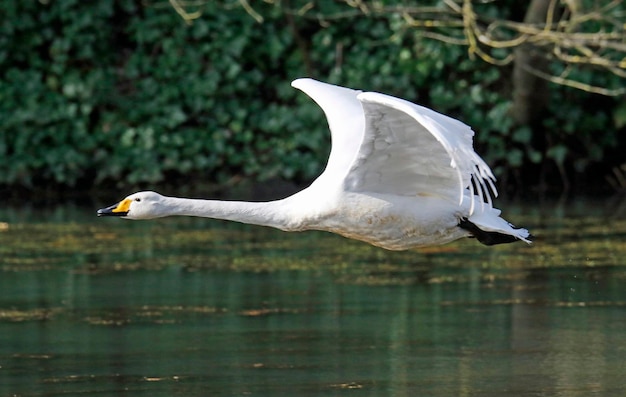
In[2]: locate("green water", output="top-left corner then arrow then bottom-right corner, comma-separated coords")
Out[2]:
1,199 -> 626,396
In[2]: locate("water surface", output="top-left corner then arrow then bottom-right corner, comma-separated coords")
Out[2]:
1,199 -> 625,396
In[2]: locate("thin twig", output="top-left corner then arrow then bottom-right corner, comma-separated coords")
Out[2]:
522,62 -> 626,96
168,0 -> 201,24
239,0 -> 264,23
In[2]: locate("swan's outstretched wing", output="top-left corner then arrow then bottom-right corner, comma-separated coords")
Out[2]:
291,79 -> 365,187
346,91 -> 497,213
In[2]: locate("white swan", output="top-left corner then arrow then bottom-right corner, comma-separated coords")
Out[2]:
98,78 -> 530,249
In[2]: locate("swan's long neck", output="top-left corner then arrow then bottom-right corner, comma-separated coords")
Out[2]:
162,196 -> 300,231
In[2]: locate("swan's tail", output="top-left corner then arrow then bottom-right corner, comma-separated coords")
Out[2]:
460,206 -> 531,246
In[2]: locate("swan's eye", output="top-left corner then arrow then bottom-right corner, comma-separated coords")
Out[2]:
134,198 -> 141,202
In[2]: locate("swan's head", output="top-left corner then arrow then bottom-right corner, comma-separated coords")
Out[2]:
97,191 -> 168,220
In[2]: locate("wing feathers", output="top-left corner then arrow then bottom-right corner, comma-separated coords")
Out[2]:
354,92 -> 497,214
291,79 -> 365,186
291,79 -> 498,216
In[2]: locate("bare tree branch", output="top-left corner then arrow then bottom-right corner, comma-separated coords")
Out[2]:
165,0 -> 626,95
522,63 -> 626,96
312,0 -> 626,96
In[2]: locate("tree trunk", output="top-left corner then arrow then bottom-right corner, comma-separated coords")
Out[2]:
511,0 -> 552,126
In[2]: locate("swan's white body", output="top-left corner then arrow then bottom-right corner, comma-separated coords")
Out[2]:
98,78 -> 530,250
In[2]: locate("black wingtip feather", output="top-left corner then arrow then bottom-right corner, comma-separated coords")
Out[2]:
458,218 -> 529,246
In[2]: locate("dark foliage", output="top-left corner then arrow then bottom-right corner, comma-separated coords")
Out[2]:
1,1 -> 623,195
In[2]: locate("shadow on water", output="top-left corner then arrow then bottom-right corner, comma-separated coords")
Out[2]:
1,197 -> 626,396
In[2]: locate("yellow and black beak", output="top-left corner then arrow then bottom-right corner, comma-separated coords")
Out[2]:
97,199 -> 132,217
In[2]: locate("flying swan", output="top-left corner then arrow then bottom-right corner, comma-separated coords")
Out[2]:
98,78 -> 531,249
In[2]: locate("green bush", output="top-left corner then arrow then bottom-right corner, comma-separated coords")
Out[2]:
0,0 -> 623,194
